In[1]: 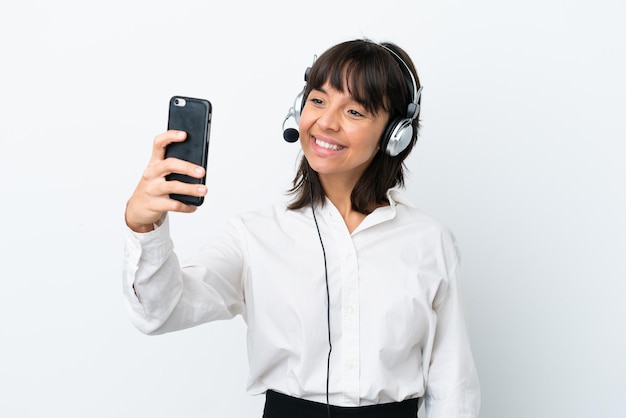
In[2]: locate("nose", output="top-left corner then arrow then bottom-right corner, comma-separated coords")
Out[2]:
316,106 -> 341,132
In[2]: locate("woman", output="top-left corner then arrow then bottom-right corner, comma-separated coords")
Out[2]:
123,38 -> 480,418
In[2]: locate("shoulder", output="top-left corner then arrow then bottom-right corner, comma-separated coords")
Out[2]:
225,202 -> 311,237
236,202 -> 308,223
386,189 -> 461,268
388,189 -> 456,240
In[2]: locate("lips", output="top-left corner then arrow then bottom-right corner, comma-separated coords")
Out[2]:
314,137 -> 345,151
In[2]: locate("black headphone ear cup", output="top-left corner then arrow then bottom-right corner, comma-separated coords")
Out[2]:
381,117 -> 413,157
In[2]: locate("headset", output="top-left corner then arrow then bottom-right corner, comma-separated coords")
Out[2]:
281,64 -> 312,144
282,42 -> 423,157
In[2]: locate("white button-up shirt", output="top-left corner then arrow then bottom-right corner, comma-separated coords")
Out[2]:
123,188 -> 480,417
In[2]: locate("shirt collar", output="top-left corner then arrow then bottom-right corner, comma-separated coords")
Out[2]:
350,188 -> 413,234
386,187 -> 415,209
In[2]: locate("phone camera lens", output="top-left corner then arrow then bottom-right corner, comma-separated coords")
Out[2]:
174,99 -> 180,105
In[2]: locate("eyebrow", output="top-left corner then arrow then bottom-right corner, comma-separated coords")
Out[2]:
311,86 -> 329,95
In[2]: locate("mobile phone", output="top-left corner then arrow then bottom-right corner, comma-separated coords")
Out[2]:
165,96 -> 212,206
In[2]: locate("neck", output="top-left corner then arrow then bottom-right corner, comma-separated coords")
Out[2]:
319,174 -> 366,234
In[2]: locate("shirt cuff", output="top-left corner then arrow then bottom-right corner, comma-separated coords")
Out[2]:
124,214 -> 173,265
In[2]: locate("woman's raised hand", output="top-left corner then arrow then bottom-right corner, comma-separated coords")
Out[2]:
124,130 -> 207,232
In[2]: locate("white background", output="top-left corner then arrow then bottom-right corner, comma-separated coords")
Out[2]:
1,1 -> 624,417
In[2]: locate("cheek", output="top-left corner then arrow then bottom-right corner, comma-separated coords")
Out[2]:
297,113 -> 314,149
298,105 -> 312,129
348,127 -> 384,155
370,123 -> 389,153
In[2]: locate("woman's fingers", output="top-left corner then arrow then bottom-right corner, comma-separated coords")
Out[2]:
124,130 -> 208,232
151,130 -> 187,162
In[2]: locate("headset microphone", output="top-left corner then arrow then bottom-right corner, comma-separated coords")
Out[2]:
282,85 -> 306,143
282,108 -> 300,142
283,128 -> 299,143
282,58 -> 315,144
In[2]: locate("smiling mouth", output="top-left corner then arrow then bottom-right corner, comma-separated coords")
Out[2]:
315,137 -> 345,151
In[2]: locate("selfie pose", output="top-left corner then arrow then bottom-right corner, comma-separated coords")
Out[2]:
123,39 -> 480,418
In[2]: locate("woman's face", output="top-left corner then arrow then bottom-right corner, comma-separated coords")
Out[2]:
298,80 -> 389,187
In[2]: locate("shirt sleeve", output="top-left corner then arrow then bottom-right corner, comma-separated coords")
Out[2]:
122,215 -> 246,335
424,230 -> 481,418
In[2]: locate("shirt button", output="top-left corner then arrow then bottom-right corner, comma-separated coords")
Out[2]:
346,306 -> 354,314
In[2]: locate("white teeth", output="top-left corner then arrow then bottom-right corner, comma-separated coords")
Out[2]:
315,138 -> 343,151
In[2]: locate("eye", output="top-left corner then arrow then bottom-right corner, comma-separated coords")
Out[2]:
309,97 -> 324,105
348,109 -> 365,117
